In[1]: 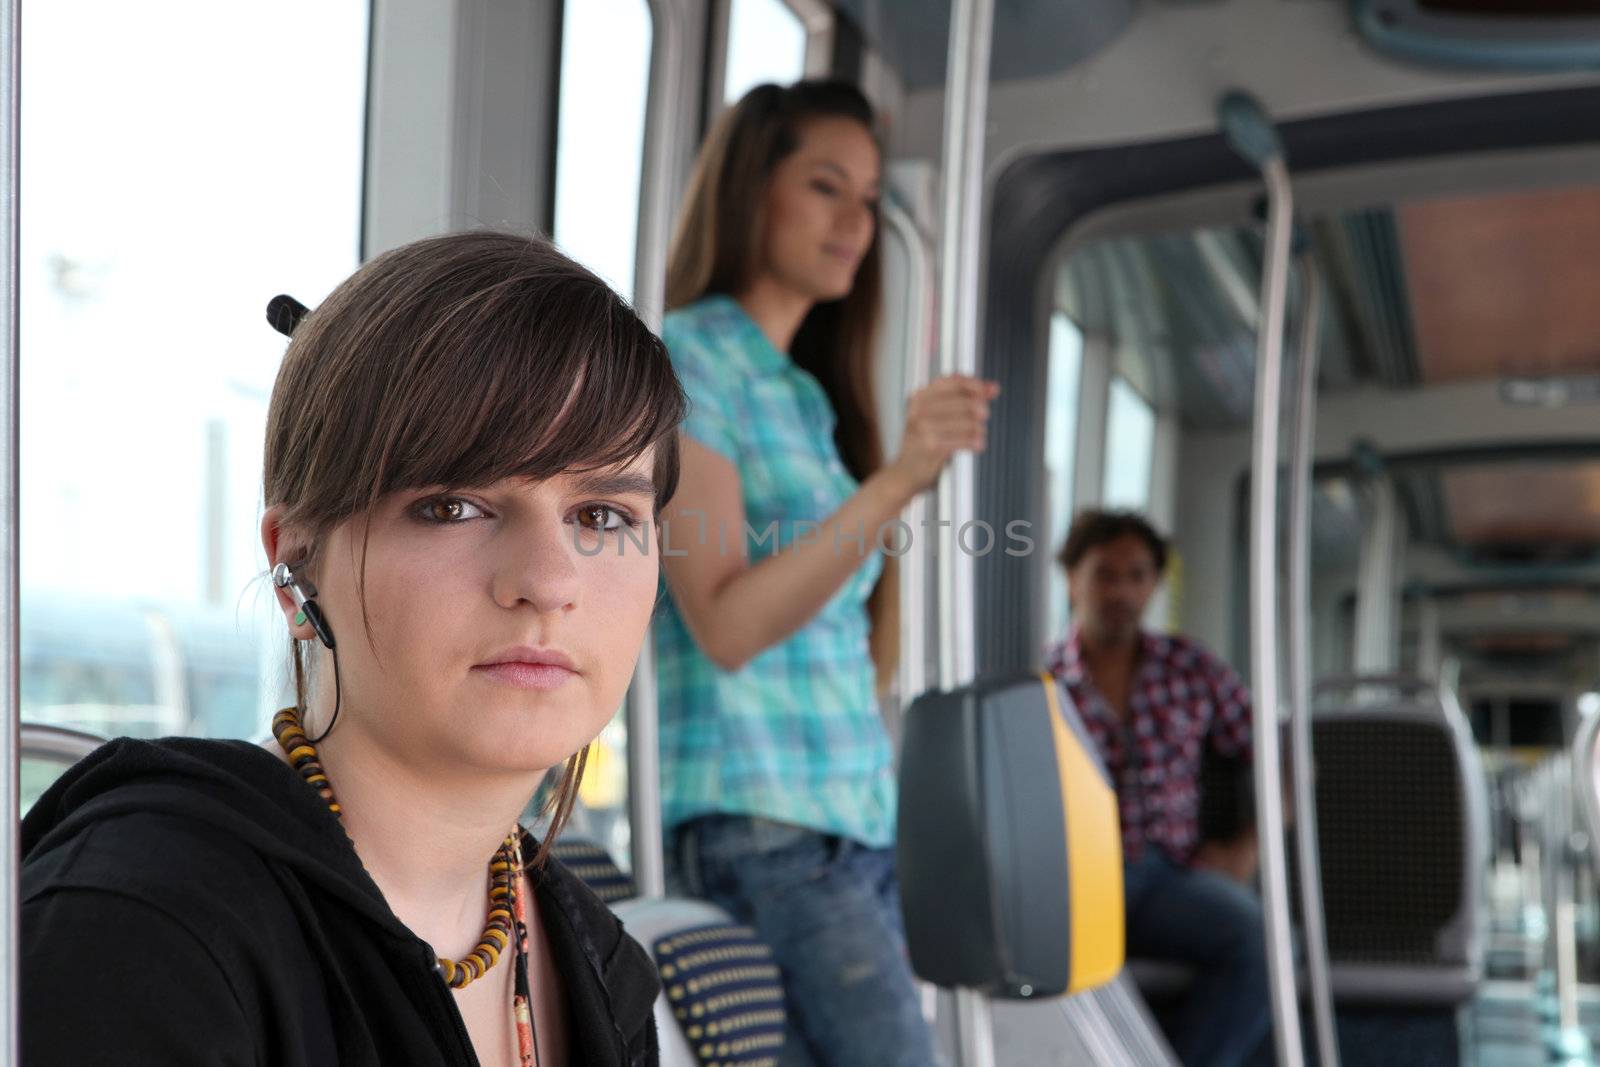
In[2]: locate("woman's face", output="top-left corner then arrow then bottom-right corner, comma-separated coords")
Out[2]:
269,453 -> 660,778
757,116 -> 881,304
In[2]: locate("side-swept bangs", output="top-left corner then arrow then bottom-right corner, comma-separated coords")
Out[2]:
265,231 -> 685,541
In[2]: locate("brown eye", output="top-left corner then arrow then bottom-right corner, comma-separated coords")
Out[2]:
576,504 -> 614,531
417,497 -> 485,523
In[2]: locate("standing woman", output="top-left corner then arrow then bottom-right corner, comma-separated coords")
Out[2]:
22,232 -> 680,1066
655,80 -> 996,1065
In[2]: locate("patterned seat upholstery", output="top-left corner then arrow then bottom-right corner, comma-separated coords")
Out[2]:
549,836 -> 638,904
613,897 -> 787,1067
654,922 -> 786,1067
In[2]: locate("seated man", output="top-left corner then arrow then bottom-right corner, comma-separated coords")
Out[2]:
1046,509 -> 1269,1067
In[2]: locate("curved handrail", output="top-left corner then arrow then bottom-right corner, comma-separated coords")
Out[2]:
20,721 -> 106,765
1220,88 -> 1305,1067
1286,253 -> 1338,1067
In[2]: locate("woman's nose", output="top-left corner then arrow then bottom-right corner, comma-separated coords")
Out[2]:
490,518 -> 581,614
840,199 -> 874,245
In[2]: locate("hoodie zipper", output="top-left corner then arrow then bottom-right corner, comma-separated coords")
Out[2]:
419,942 -> 482,1065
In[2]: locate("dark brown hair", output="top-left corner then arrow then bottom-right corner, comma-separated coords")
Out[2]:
263,230 -> 685,865
665,79 -> 898,686
1058,510 -> 1170,574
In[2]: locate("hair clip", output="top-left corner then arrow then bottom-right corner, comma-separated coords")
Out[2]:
266,294 -> 311,338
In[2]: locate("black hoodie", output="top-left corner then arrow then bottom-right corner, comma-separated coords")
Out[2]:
20,737 -> 660,1066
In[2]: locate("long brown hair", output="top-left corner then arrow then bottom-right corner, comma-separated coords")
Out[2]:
665,79 -> 898,686
263,230 -> 685,865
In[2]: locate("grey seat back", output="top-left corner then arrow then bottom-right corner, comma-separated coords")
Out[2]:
1304,676 -> 1487,1006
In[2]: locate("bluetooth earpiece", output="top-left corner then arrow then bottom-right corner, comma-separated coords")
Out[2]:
272,561 -> 337,650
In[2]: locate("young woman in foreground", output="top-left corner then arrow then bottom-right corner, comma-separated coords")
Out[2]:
655,80 -> 996,1065
21,231 -> 683,1066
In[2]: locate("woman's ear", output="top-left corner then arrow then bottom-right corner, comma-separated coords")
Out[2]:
262,506 -> 319,643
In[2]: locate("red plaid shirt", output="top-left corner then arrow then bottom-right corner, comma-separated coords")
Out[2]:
1046,627 -> 1253,865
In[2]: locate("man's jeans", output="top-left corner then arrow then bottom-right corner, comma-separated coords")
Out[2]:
1125,850 -> 1272,1067
674,815 -> 940,1067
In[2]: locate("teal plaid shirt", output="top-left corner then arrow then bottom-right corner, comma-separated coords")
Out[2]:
652,295 -> 896,848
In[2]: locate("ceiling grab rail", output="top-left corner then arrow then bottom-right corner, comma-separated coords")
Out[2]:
1,0 -> 18,1061
936,0 -> 996,1064
1286,251 -> 1339,1067
1218,90 -> 1305,1067
627,0 -> 691,898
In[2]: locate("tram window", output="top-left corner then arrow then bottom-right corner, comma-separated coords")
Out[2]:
552,0 -> 652,294
549,0 -> 654,869
19,1 -> 369,741
1470,697 -> 1564,748
723,0 -> 808,104
1044,313 -> 1083,640
1102,377 -> 1155,510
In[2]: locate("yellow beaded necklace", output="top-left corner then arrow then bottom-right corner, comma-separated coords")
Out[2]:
272,707 -> 539,1065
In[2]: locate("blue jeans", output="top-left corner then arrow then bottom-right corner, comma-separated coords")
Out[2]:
673,815 -> 940,1067
1125,851 -> 1271,1067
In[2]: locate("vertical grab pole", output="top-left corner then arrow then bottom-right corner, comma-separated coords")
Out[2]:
628,0 -> 689,898
884,199 -> 932,722
1287,254 -> 1339,1067
0,0 -> 17,1061
1218,91 -> 1305,1067
937,0 -> 995,1064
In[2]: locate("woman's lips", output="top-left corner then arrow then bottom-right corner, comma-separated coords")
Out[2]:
472,662 -> 577,690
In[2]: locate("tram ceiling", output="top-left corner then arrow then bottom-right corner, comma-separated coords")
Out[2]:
830,0 -> 1133,89
1058,179 -> 1600,431
1401,185 -> 1600,385
1314,456 -> 1600,590
1439,461 -> 1600,558
981,83 -> 1600,675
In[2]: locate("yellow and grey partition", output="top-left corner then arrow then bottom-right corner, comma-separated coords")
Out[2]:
897,671 -> 1123,999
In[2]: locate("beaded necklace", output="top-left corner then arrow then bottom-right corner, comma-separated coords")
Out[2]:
272,707 -> 539,1067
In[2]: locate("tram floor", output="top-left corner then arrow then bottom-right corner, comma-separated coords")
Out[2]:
1471,979 -> 1600,1066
